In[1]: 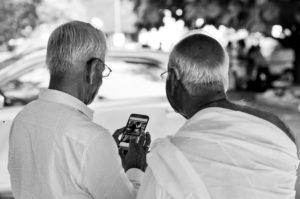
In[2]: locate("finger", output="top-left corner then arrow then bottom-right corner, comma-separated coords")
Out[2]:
143,132 -> 151,153
144,132 -> 151,147
129,137 -> 138,150
113,127 -> 126,144
119,148 -> 125,159
138,133 -> 146,147
113,127 -> 125,138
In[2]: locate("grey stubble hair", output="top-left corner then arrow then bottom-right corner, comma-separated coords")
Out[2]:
169,33 -> 229,94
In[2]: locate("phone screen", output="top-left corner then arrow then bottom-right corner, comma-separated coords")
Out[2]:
119,114 -> 149,149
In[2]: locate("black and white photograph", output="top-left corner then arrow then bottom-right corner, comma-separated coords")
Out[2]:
0,0 -> 300,199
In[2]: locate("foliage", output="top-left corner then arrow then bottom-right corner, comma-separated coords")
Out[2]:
0,0 -> 40,45
134,0 -> 300,83
134,0 -> 300,34
37,0 -> 87,24
0,0 -> 87,48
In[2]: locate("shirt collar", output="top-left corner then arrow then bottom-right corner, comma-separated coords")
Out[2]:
39,89 -> 94,120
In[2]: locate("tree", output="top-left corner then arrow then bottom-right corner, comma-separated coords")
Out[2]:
36,0 -> 87,25
0,0 -> 87,51
0,0 -> 40,48
133,0 -> 300,84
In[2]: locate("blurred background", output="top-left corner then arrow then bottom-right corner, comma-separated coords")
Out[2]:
0,0 -> 300,198
0,0 -> 300,103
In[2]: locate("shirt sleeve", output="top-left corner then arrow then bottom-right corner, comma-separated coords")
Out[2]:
137,168 -> 172,199
80,130 -> 144,199
126,168 -> 144,192
136,168 -> 157,199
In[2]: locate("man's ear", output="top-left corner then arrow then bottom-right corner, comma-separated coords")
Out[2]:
168,68 -> 180,94
168,69 -> 178,95
86,58 -> 99,85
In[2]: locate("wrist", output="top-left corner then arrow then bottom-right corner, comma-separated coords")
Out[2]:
124,162 -> 146,172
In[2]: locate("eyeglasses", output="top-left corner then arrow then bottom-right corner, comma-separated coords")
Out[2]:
92,58 -> 112,77
102,63 -> 112,77
160,70 -> 169,80
160,68 -> 181,81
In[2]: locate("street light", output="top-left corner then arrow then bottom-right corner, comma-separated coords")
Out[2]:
113,0 -> 125,47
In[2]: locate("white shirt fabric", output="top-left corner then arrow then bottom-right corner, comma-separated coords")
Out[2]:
8,89 -> 143,199
137,107 -> 299,199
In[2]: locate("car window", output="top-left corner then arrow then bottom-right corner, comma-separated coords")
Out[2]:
0,58 -> 166,106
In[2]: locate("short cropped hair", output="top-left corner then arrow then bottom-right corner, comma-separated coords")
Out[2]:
46,21 -> 107,78
169,33 -> 229,94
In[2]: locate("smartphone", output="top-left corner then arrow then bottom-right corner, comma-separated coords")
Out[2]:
119,113 -> 149,150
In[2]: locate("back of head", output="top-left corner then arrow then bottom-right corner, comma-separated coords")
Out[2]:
46,21 -> 107,79
169,33 -> 229,94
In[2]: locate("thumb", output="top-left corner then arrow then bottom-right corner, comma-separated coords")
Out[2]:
113,127 -> 125,144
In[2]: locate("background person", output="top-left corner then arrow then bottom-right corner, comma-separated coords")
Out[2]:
8,21 -> 149,199
137,33 -> 299,199
247,45 -> 270,91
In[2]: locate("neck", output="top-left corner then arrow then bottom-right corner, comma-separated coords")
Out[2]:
48,78 -> 87,104
184,91 -> 228,119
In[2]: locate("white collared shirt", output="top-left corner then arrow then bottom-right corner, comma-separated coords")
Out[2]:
8,89 -> 143,199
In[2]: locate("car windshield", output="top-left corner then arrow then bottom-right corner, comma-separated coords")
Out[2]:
0,52 -> 167,107
101,59 -> 165,99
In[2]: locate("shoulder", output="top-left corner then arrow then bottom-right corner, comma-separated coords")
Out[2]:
13,100 -> 40,121
60,114 -> 112,147
229,101 -> 295,142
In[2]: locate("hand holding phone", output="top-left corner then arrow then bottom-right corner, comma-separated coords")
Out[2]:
123,132 -> 151,171
119,114 -> 149,150
113,114 -> 151,172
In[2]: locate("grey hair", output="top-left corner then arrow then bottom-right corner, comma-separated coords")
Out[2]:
46,21 -> 107,78
169,33 -> 229,94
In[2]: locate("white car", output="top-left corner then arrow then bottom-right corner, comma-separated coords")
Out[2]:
0,48 -> 186,198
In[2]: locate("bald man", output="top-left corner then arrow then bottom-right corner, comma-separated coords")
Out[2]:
137,33 -> 298,199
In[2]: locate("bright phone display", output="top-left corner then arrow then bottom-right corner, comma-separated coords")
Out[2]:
119,114 -> 149,149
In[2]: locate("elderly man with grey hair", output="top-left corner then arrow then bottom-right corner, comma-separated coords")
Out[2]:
8,21 -> 149,199
137,33 -> 299,199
